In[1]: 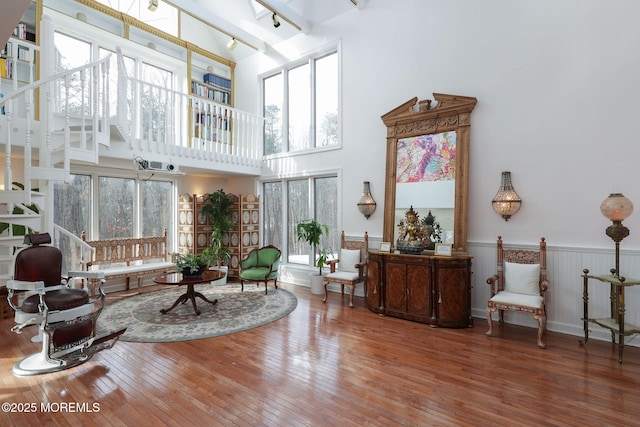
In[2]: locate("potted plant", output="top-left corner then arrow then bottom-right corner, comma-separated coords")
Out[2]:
296,219 -> 333,294
201,189 -> 235,284
175,249 -> 214,277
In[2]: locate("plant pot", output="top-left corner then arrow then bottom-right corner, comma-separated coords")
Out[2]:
309,273 -> 324,295
181,265 -> 207,278
209,266 -> 228,286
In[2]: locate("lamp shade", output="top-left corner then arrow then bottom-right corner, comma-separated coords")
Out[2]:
357,181 -> 376,219
600,193 -> 634,221
492,171 -> 521,221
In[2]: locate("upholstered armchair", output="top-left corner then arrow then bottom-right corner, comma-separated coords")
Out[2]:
323,231 -> 368,308
7,233 -> 126,376
239,245 -> 281,294
486,236 -> 549,348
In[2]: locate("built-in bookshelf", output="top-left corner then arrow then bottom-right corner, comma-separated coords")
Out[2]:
191,74 -> 231,105
1,1 -> 38,96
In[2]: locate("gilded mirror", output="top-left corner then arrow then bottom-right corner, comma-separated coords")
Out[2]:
381,94 -> 477,253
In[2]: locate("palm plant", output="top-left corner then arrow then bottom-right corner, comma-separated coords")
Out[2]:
296,219 -> 332,275
201,189 -> 235,267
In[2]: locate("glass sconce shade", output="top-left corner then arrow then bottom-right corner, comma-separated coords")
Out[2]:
492,171 -> 522,221
600,193 -> 634,222
357,181 -> 377,219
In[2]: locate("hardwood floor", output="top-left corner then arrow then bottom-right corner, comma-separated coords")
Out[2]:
2,282 -> 640,426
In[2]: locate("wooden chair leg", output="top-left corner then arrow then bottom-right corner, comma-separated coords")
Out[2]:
486,307 -> 494,336
536,314 -> 546,348
322,280 -> 328,303
348,284 -> 355,308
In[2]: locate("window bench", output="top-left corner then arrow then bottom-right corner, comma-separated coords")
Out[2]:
81,230 -> 175,295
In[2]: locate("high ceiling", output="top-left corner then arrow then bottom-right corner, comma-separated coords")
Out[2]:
171,0 -> 366,58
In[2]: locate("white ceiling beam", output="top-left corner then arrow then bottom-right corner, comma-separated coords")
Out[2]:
254,0 -> 312,34
169,0 -> 268,52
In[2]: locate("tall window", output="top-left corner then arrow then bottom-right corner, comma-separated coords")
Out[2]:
263,176 -> 338,267
263,49 -> 339,155
54,174 -> 174,247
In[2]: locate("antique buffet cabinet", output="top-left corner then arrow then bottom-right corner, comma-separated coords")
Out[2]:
366,94 -> 477,328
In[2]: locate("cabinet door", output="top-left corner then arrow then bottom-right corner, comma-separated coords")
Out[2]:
406,263 -> 432,318
385,262 -> 407,313
366,256 -> 382,312
437,263 -> 471,328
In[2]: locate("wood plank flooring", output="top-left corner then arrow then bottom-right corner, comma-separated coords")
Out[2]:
2,281 -> 640,426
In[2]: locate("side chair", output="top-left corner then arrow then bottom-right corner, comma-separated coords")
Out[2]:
486,235 -> 549,348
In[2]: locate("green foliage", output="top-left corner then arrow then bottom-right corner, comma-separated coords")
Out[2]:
0,182 -> 40,236
175,249 -> 215,275
296,219 -> 332,275
201,189 -> 235,267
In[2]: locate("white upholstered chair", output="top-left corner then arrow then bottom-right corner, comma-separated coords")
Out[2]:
486,236 -> 549,348
323,231 -> 368,308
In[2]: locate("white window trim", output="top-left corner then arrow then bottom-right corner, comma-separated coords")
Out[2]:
259,39 -> 342,159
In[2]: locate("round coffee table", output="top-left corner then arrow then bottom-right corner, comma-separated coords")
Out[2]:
153,270 -> 225,315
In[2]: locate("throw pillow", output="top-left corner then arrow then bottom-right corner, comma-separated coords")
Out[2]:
340,249 -> 361,273
504,262 -> 540,296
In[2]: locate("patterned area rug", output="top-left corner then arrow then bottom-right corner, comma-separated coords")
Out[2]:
96,284 -> 297,343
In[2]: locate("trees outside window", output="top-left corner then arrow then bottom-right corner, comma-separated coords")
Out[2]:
262,50 -> 339,155
263,176 -> 337,268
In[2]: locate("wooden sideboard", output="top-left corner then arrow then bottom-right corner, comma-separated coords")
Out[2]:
366,250 -> 473,328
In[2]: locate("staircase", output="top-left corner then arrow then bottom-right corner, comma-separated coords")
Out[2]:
0,13 -> 265,285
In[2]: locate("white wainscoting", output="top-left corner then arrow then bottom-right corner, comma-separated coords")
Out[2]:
281,236 -> 640,348
468,240 -> 640,348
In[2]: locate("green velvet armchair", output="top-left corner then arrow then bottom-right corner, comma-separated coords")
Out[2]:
239,245 -> 281,294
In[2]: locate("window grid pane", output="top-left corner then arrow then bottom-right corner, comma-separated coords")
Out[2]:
315,177 -> 338,255
263,182 -> 283,248
98,177 -> 134,238
141,180 -> 172,249
288,63 -> 311,151
315,53 -> 338,147
264,74 -> 283,155
287,179 -> 310,264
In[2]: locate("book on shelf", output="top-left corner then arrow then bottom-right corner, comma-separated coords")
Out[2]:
203,73 -> 231,90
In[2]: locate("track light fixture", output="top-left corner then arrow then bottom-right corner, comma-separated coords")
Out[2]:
227,37 -> 238,51
148,0 -> 158,12
272,13 -> 281,28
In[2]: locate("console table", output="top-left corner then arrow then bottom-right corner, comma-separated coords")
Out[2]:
366,250 -> 472,328
580,269 -> 640,363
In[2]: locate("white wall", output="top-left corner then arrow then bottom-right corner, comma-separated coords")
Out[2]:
233,0 -> 640,344
236,0 -> 640,248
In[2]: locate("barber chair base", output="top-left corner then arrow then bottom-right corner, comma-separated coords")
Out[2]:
13,352 -> 91,376
13,328 -> 127,376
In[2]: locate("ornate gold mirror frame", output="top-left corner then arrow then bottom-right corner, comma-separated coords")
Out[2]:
381,93 -> 477,253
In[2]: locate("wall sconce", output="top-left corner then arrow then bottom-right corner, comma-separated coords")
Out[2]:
600,193 -> 634,275
227,38 -> 238,51
272,13 -> 281,28
148,0 -> 158,11
492,171 -> 522,221
357,181 -> 376,219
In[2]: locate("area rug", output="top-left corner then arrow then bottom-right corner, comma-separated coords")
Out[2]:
96,284 -> 297,343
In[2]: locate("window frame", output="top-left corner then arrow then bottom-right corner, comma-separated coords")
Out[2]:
260,170 -> 341,270
54,167 -> 178,249
260,41 -> 342,158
